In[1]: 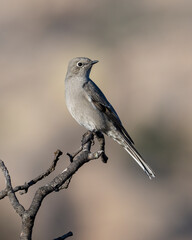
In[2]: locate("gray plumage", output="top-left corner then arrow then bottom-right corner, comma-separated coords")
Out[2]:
65,57 -> 155,179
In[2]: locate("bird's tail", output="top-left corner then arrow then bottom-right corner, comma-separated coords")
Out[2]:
123,143 -> 155,179
108,131 -> 155,179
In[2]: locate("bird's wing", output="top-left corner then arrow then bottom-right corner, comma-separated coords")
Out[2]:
83,80 -> 134,145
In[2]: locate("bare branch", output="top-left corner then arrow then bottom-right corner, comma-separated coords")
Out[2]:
88,150 -> 104,160
0,149 -> 63,199
53,231 -> 73,240
19,149 -> 63,194
0,131 -> 108,239
0,160 -> 25,217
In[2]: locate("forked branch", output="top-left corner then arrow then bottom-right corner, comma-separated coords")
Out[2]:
0,131 -> 108,240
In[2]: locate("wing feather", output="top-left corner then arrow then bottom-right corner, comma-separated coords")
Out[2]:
83,80 -> 134,145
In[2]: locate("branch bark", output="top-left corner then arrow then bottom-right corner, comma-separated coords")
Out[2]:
0,131 -> 107,240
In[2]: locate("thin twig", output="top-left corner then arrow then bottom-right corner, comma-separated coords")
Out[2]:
0,150 -> 63,199
0,160 -> 25,217
53,231 -> 73,240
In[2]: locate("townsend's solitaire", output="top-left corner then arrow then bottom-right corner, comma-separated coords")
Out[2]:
65,57 -> 155,179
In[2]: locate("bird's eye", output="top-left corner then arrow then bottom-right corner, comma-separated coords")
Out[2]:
77,62 -> 83,67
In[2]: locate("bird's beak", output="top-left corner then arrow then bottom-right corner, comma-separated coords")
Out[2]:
91,60 -> 99,65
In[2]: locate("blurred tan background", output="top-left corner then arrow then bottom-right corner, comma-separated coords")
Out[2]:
0,0 -> 192,239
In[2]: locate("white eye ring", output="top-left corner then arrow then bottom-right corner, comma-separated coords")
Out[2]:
77,62 -> 83,67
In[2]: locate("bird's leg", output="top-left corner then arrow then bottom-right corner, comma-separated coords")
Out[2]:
94,131 -> 108,163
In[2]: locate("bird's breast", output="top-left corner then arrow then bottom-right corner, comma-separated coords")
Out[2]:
65,85 -> 107,131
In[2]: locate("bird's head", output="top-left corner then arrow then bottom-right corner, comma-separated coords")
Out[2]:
66,57 -> 98,78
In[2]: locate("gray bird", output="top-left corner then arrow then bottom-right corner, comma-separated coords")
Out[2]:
65,57 -> 155,179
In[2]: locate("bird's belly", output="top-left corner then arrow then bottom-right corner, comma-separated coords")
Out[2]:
66,95 -> 106,131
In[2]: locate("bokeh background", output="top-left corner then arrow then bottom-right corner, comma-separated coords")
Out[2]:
0,0 -> 192,239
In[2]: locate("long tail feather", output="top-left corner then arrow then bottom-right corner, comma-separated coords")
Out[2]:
123,143 -> 155,179
108,130 -> 155,179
